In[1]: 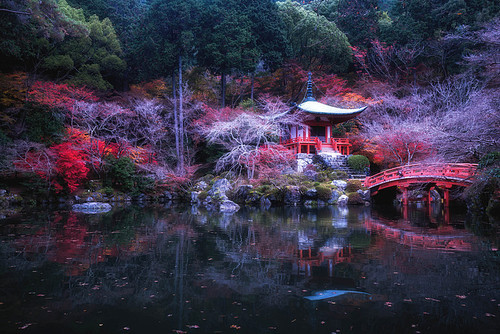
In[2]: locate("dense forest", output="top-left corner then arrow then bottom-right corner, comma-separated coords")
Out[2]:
0,0 -> 498,215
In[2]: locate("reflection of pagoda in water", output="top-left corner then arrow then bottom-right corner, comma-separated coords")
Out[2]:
295,231 -> 353,277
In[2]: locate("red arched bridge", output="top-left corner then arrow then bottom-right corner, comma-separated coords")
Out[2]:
363,163 -> 478,206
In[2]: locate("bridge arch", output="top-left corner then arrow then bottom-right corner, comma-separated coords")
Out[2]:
364,163 -> 478,207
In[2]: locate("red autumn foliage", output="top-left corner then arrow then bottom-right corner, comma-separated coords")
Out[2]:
254,61 -> 351,101
51,141 -> 89,193
129,79 -> 169,98
191,105 -> 244,141
242,145 -> 295,181
370,130 -> 433,167
28,81 -> 98,111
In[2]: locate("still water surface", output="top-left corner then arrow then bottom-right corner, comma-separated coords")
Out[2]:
0,204 -> 498,334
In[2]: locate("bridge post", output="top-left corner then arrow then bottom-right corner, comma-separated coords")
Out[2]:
402,186 -> 409,206
443,205 -> 450,225
443,188 -> 450,207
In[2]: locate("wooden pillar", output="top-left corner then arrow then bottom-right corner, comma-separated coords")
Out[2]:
307,145 -> 310,154
443,188 -> 450,207
443,205 -> 450,225
402,186 -> 409,206
403,203 -> 408,221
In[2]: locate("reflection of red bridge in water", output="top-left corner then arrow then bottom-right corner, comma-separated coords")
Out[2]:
289,216 -> 476,277
364,163 -> 478,206
364,218 -> 474,252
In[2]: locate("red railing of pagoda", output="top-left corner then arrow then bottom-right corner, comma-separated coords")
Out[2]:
364,163 -> 478,189
281,136 -> 350,153
280,136 -> 316,145
314,137 -> 322,151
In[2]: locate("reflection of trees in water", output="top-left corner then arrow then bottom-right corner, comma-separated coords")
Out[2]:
3,205 -> 496,333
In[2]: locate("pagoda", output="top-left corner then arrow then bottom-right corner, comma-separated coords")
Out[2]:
280,73 -> 366,156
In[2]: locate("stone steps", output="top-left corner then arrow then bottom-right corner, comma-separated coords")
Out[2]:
317,153 -> 362,178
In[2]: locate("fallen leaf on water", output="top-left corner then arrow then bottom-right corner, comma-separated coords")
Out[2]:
485,313 -> 496,317
19,323 -> 32,330
230,325 -> 241,329
455,295 -> 467,299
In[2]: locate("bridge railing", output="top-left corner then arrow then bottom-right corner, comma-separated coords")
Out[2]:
364,163 -> 478,188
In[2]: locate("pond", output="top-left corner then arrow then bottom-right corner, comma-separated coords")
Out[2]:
0,203 -> 498,334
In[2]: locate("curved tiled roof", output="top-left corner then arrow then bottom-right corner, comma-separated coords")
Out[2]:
297,100 -> 367,122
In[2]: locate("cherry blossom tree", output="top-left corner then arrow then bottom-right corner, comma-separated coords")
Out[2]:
201,97 -> 301,179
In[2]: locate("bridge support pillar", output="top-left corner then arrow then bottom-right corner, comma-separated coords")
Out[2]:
443,188 -> 450,207
402,186 -> 409,206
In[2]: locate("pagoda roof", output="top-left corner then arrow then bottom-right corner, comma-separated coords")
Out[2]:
297,72 -> 367,123
297,100 -> 367,123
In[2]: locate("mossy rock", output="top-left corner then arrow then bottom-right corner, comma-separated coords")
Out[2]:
347,192 -> 364,205
304,200 -> 318,207
315,185 -> 332,202
346,180 -> 363,193
198,191 -> 208,201
331,171 -> 349,179
316,171 -> 330,183
256,185 -> 272,194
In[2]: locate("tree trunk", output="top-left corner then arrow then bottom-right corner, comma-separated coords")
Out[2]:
172,75 -> 181,173
221,71 -> 226,108
178,55 -> 185,175
250,73 -> 255,103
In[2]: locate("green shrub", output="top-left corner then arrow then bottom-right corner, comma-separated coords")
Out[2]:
348,155 -> 370,172
239,98 -> 256,109
106,156 -> 135,192
23,103 -> 64,144
134,175 -> 155,193
315,185 -> 332,201
101,187 -> 114,196
345,180 -> 363,193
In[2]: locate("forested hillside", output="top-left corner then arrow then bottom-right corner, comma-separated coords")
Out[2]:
0,0 -> 498,212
